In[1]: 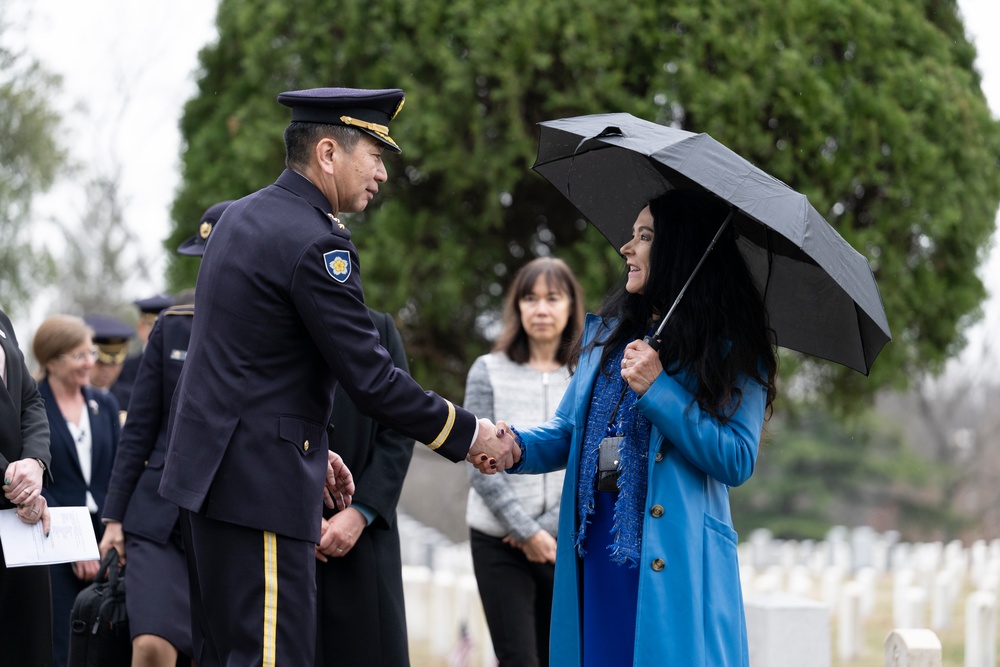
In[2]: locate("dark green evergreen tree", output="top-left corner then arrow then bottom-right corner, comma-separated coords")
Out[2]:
166,0 -> 1000,410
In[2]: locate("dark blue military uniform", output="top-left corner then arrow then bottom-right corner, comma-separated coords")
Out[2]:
102,304 -> 195,657
160,90 -> 478,666
111,294 -> 173,412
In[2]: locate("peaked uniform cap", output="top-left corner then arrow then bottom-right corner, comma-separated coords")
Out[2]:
277,87 -> 405,153
83,314 -> 135,364
178,200 -> 235,257
133,294 -> 173,314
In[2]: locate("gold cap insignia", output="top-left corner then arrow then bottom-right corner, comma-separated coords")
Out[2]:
199,221 -> 213,240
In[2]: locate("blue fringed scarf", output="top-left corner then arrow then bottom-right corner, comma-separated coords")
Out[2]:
575,345 -> 651,567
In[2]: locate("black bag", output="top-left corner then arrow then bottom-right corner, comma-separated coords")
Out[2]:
597,436 -> 623,492
68,549 -> 132,667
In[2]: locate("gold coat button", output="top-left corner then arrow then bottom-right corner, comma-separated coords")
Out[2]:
650,504 -> 664,518
143,460 -> 149,468
655,451 -> 664,462
651,558 -> 665,572
303,440 -> 310,451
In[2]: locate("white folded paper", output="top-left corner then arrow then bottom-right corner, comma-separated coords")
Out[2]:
0,506 -> 100,567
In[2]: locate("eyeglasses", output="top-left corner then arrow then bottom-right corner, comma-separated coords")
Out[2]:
62,348 -> 99,363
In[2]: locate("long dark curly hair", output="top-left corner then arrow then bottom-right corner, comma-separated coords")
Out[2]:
587,189 -> 777,423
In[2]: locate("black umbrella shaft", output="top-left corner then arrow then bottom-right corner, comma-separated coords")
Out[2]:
644,209 -> 734,351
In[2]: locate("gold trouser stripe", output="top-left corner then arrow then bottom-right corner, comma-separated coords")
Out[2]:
263,531 -> 278,667
427,400 -> 456,450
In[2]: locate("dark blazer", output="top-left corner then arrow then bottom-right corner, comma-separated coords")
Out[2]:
160,170 -> 477,543
0,309 -> 54,666
38,379 -> 120,524
316,310 -> 414,667
109,352 -> 141,413
103,305 -> 193,542
0,310 -> 51,495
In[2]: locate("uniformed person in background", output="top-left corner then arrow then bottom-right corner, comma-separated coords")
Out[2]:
110,293 -> 173,413
83,314 -> 134,396
158,86 -> 515,666
99,200 -> 233,667
315,307 -> 414,667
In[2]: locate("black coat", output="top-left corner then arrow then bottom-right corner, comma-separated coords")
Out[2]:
0,310 -> 51,486
315,310 -> 414,667
103,304 -> 193,541
109,352 -> 141,414
0,309 -> 53,666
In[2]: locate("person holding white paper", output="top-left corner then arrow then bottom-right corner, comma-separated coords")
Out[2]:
0,307 -> 53,665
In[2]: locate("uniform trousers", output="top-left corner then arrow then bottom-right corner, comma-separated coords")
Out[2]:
470,528 -> 554,667
181,509 -> 316,667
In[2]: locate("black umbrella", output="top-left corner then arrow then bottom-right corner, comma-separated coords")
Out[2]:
532,112 -> 891,375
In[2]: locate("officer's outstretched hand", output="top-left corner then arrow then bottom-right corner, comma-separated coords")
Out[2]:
467,418 -> 520,474
323,450 -> 355,510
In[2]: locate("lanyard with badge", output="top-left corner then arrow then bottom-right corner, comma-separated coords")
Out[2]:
597,384 -> 629,493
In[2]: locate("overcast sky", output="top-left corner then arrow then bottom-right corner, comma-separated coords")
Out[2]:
7,0 -> 1000,372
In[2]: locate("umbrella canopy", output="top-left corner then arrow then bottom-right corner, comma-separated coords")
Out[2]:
532,112 -> 891,375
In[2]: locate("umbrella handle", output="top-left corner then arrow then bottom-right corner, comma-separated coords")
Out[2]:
642,208 -> 734,351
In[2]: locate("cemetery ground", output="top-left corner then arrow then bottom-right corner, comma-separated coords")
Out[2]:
403,566 -> 993,666
399,447 -> 999,666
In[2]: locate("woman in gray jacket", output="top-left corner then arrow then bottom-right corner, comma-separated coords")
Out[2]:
464,257 -> 584,667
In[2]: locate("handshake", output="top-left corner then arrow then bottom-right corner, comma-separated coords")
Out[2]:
466,418 -> 520,474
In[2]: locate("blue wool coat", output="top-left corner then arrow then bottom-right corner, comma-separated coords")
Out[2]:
509,315 -> 767,667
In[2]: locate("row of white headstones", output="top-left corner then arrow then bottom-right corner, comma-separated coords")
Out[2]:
396,518 -> 1000,667
740,527 -> 999,666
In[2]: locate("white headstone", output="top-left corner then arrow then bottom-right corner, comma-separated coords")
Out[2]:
893,569 -> 915,627
745,592 -> 830,667
838,581 -> 862,662
788,565 -> 815,599
402,564 -> 432,642
821,566 -> 845,612
964,591 -> 997,667
856,566 -> 878,618
883,629 -> 941,667
930,570 -> 955,630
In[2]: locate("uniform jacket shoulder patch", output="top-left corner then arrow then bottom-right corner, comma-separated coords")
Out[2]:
323,250 -> 352,283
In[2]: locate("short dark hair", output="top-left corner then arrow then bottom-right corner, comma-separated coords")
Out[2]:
284,122 -> 365,170
493,257 -> 586,368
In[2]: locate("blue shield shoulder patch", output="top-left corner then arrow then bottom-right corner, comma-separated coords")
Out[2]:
323,250 -> 352,283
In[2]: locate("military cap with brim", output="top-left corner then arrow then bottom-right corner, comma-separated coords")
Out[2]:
134,294 -> 173,314
177,200 -> 235,257
84,314 -> 135,365
277,87 -> 405,153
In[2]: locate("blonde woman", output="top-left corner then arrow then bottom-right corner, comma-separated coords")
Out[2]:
34,314 -> 121,667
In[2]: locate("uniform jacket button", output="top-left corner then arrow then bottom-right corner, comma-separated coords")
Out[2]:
651,558 -> 665,572
303,439 -> 310,451
650,504 -> 664,518
654,451 -> 664,462
143,460 -> 149,467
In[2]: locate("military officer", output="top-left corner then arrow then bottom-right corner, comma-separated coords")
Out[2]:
111,294 -> 173,413
83,314 -> 134,396
159,87 -> 515,666
99,201 -> 232,667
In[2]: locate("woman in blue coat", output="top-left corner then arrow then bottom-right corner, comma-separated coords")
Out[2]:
499,190 -> 777,666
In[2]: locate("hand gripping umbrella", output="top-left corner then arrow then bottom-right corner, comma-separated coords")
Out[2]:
532,112 -> 891,375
